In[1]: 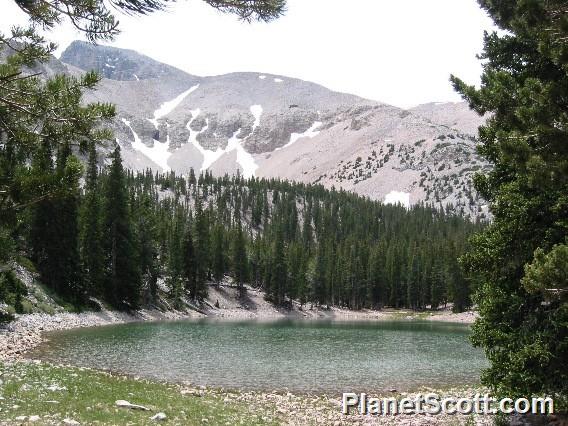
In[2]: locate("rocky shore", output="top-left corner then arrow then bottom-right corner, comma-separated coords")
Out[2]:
211,385 -> 495,426
0,308 -> 201,361
204,284 -> 479,323
0,284 -> 477,362
0,292 -> 492,425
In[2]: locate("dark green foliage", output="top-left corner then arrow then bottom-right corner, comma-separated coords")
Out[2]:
4,137 -> 481,315
231,223 -> 248,297
0,270 -> 27,314
80,143 -> 104,296
102,146 -> 141,309
2,0 -> 477,324
212,224 -> 226,284
1,28 -> 115,295
11,0 -> 285,43
29,140 -> 85,302
0,269 -> 25,320
452,0 -> 568,405
116,170 -> 479,312
204,0 -> 286,22
192,197 -> 210,300
1,0 -> 288,313
181,226 -> 197,295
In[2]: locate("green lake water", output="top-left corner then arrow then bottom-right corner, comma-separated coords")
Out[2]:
29,319 -> 488,393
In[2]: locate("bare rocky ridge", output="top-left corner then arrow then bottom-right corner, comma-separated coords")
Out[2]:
55,41 -> 489,218
409,102 -> 487,136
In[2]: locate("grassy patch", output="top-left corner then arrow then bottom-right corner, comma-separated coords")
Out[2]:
0,362 -> 278,425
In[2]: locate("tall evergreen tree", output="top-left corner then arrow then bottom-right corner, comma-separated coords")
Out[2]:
102,145 -> 141,309
52,142 -> 84,301
181,224 -> 197,296
211,224 -> 226,284
80,143 -> 104,296
268,223 -> 287,305
30,138 -> 57,289
192,197 -> 209,300
452,0 -> 568,402
136,192 -> 159,305
231,222 -> 248,297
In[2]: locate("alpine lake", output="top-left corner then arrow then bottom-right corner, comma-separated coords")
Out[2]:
29,318 -> 487,393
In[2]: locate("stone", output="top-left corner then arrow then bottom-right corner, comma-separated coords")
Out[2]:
115,400 -> 150,411
28,415 -> 40,422
150,412 -> 167,421
47,384 -> 67,391
63,419 -> 80,425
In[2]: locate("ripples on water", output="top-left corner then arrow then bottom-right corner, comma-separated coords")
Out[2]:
30,319 -> 488,393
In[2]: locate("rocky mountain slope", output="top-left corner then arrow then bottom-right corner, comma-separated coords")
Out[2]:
58,41 -> 489,218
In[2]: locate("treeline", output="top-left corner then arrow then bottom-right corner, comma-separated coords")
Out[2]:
2,142 -> 483,314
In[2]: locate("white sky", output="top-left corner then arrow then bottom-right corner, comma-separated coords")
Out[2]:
1,0 -> 497,108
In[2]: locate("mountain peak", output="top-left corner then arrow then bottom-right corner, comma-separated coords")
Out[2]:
56,42 -> 487,218
60,40 -> 194,82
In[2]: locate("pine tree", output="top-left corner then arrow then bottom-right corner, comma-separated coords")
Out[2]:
30,138 -> 57,290
406,249 -> 420,310
368,245 -> 384,308
268,223 -> 287,305
231,222 -> 248,297
452,1 -> 568,400
52,142 -> 84,301
167,211 -> 185,308
80,143 -> 104,296
136,192 -> 159,305
312,240 -> 327,306
188,168 -> 196,186
102,145 -> 141,309
211,224 -> 226,284
181,225 -> 197,296
192,197 -> 209,300
251,190 -> 263,228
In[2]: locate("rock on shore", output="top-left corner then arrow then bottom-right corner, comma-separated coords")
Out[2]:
0,308 -> 201,361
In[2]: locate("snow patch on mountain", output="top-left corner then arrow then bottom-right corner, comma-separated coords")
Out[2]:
187,108 -> 222,171
249,104 -> 263,133
276,121 -> 322,151
258,75 -> 266,80
186,107 -> 258,176
384,191 -> 410,209
122,118 -> 171,172
226,129 -> 258,178
149,84 -> 200,129
274,78 -> 283,83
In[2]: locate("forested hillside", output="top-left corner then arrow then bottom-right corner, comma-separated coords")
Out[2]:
1,138 -> 482,319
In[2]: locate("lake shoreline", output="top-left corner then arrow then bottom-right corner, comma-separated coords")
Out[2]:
0,301 -> 488,425
0,360 -> 496,425
0,297 -> 477,362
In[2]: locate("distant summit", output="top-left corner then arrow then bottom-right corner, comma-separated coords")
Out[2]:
57,41 -> 488,218
60,40 -> 194,82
